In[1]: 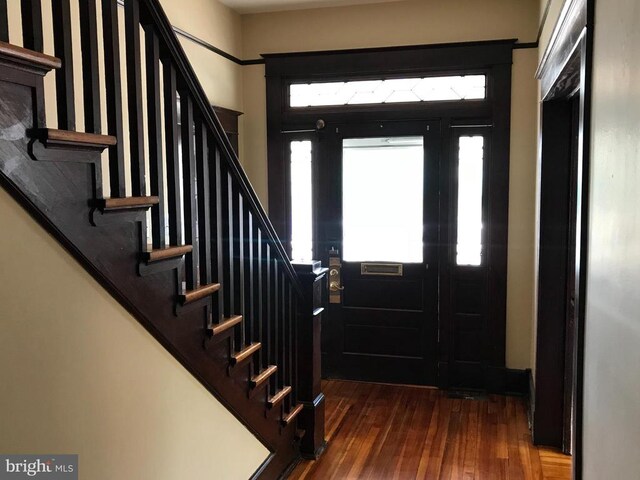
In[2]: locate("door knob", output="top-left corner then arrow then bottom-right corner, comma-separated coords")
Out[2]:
330,281 -> 344,292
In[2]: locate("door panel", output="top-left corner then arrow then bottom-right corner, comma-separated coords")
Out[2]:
319,121 -> 440,385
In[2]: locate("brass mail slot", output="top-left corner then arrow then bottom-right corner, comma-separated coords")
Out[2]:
361,263 -> 403,276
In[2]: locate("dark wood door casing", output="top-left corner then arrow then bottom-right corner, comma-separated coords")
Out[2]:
534,2 -> 593,474
265,40 -> 514,390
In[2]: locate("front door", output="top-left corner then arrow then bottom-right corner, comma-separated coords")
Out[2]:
317,121 -> 440,385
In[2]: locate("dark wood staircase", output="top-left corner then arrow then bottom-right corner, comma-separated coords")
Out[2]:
0,1 -> 327,478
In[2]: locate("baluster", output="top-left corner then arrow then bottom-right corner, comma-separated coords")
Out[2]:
234,190 -> 244,346
279,272 -> 286,391
213,147 -> 224,322
51,0 -> 75,130
21,0 -> 43,52
1,1 -> 9,43
288,285 -> 295,398
179,94 -> 198,289
144,28 -> 164,248
101,0 -> 125,197
254,227 -> 263,372
125,0 -> 145,196
243,208 -> 254,342
262,243 -> 271,375
221,168 -> 234,320
79,0 -> 101,134
162,62 -> 182,246
271,259 -> 279,391
292,299 -> 299,407
195,120 -> 211,285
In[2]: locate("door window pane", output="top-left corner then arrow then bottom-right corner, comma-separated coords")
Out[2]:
290,75 -> 486,107
343,137 -> 424,263
456,136 -> 484,266
290,140 -> 313,261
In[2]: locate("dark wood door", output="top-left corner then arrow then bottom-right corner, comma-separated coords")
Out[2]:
317,121 -> 440,385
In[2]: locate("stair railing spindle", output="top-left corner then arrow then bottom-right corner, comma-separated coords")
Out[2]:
101,0 -> 126,197
242,207 -> 254,342
221,167 -> 234,321
144,27 -> 165,248
124,0 -> 146,196
263,243 -> 271,375
161,61 -> 182,246
213,147 -> 225,323
79,0 -> 101,134
233,189 -> 244,348
271,259 -> 279,391
51,0 -> 75,130
179,93 -> 198,289
21,0 -> 43,52
255,227 -> 264,372
195,119 -> 212,285
0,0 -> 8,43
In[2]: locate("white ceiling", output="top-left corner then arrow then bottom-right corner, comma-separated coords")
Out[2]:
220,0 -> 405,14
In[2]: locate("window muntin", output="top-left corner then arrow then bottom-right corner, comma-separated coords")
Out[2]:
456,135 -> 485,266
290,75 -> 486,108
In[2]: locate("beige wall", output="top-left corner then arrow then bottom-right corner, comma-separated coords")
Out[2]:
0,189 -> 268,479
583,0 -> 640,477
241,0 -> 539,369
160,0 -> 244,111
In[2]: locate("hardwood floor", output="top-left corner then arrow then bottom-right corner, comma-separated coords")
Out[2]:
289,380 -> 571,480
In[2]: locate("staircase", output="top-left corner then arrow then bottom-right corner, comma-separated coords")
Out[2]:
0,1 -> 326,478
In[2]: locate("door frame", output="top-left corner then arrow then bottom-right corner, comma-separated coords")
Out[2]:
264,40 -> 514,390
534,0 -> 593,476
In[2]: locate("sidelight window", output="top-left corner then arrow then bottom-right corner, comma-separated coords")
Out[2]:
290,140 -> 314,261
456,135 -> 485,266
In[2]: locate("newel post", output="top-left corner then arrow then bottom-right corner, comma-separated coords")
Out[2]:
292,260 -> 328,459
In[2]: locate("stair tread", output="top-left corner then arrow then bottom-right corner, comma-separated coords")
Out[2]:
144,245 -> 193,263
0,41 -> 61,74
99,196 -> 160,211
37,128 -> 117,150
180,283 -> 221,304
209,315 -> 243,336
249,365 -> 278,389
230,342 -> 261,366
267,385 -> 292,409
281,404 -> 304,426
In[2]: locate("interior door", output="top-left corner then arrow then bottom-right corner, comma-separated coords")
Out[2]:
318,121 -> 440,385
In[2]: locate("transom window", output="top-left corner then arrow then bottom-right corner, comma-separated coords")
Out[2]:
289,75 -> 486,107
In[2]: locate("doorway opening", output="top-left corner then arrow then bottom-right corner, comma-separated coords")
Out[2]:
265,40 -> 513,391
533,0 -> 592,476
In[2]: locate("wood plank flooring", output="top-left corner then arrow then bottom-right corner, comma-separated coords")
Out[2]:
289,380 -> 571,480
